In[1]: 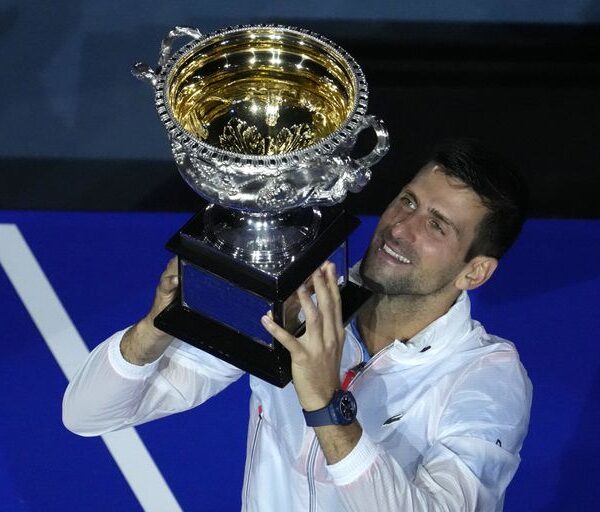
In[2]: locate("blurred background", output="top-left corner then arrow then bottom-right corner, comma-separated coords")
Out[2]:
1,1 -> 599,511
2,0 -> 600,216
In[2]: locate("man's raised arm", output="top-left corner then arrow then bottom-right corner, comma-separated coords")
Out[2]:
62,258 -> 244,436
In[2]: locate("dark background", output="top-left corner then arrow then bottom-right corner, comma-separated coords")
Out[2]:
1,1 -> 599,218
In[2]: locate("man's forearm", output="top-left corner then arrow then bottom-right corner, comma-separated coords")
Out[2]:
314,421 -> 363,465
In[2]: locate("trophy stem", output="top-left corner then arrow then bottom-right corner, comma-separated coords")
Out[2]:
203,205 -> 321,271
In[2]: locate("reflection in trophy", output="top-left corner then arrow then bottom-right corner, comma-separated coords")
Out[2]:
133,25 -> 389,386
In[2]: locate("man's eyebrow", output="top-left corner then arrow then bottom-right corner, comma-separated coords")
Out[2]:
402,188 -> 417,202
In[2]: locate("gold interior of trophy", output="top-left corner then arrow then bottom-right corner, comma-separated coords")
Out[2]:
167,28 -> 356,155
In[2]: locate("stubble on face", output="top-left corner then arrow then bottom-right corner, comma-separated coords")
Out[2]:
359,231 -> 465,297
359,164 -> 487,300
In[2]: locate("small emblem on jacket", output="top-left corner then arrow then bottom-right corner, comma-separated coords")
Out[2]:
383,413 -> 404,426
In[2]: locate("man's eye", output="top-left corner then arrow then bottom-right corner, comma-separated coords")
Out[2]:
400,196 -> 416,210
429,219 -> 445,234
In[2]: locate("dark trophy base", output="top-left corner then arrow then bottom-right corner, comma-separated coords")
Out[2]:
154,203 -> 372,388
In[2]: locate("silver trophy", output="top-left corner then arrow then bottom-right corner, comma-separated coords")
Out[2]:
133,25 -> 389,386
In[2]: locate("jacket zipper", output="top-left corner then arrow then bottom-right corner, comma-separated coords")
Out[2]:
306,434 -> 319,512
306,343 -> 394,511
243,405 -> 264,511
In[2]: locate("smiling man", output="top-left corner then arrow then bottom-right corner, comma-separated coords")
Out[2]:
64,138 -> 532,511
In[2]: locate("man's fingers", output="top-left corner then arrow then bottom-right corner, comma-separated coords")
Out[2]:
158,275 -> 179,295
303,275 -> 316,296
167,255 -> 178,270
297,281 -> 319,325
158,257 -> 179,294
312,266 -> 330,309
324,262 -> 339,292
311,263 -> 342,345
324,262 -> 344,336
261,315 -> 299,354
160,256 -> 179,279
147,259 -> 179,319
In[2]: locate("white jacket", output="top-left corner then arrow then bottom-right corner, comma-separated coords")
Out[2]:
63,291 -> 532,511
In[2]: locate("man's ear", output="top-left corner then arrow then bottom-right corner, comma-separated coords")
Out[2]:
455,256 -> 498,291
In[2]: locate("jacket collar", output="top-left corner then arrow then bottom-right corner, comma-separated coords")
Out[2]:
387,291 -> 474,362
349,261 -> 474,363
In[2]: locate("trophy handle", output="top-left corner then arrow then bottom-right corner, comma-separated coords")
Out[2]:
157,26 -> 204,68
353,115 -> 390,169
132,26 -> 204,86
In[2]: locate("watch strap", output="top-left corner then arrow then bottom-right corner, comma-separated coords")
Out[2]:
302,403 -> 335,427
303,390 -> 356,427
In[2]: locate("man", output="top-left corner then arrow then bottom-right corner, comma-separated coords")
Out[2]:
63,138 -> 532,511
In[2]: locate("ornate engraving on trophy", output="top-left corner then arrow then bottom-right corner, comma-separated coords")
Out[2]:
219,118 -> 314,155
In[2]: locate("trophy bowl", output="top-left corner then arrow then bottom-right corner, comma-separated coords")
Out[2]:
132,25 -> 389,386
134,25 -> 388,268
134,25 -> 389,212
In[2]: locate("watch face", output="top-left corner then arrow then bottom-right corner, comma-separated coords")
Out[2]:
339,392 -> 357,421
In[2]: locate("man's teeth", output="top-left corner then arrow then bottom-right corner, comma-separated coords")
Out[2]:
382,243 -> 411,264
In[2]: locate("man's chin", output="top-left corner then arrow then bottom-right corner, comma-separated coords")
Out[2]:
360,275 -> 387,294
358,263 -> 388,294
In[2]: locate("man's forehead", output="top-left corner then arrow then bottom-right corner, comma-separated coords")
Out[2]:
405,163 -> 474,199
411,162 -> 467,187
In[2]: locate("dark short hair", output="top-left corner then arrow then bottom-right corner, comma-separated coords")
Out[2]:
430,138 -> 529,261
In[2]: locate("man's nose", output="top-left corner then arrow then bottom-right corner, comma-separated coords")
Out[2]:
390,213 -> 419,242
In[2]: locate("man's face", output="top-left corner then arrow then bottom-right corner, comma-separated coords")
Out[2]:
360,163 -> 489,297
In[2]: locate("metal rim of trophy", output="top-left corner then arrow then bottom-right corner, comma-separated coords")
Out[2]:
153,24 -> 370,170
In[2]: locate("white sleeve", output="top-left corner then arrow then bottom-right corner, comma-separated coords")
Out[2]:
326,351 -> 532,511
62,328 -> 245,437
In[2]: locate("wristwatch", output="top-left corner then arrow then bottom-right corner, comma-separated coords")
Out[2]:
303,390 -> 357,427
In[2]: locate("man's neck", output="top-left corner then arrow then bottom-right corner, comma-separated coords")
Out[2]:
357,290 -> 460,356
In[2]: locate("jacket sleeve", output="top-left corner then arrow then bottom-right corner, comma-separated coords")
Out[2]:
326,351 -> 532,511
62,328 -> 245,436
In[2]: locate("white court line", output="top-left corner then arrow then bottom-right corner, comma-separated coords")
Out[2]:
0,224 -> 182,512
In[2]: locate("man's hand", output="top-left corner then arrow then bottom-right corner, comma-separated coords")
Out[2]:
261,262 -> 344,411
120,257 -> 179,366
262,262 -> 363,465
